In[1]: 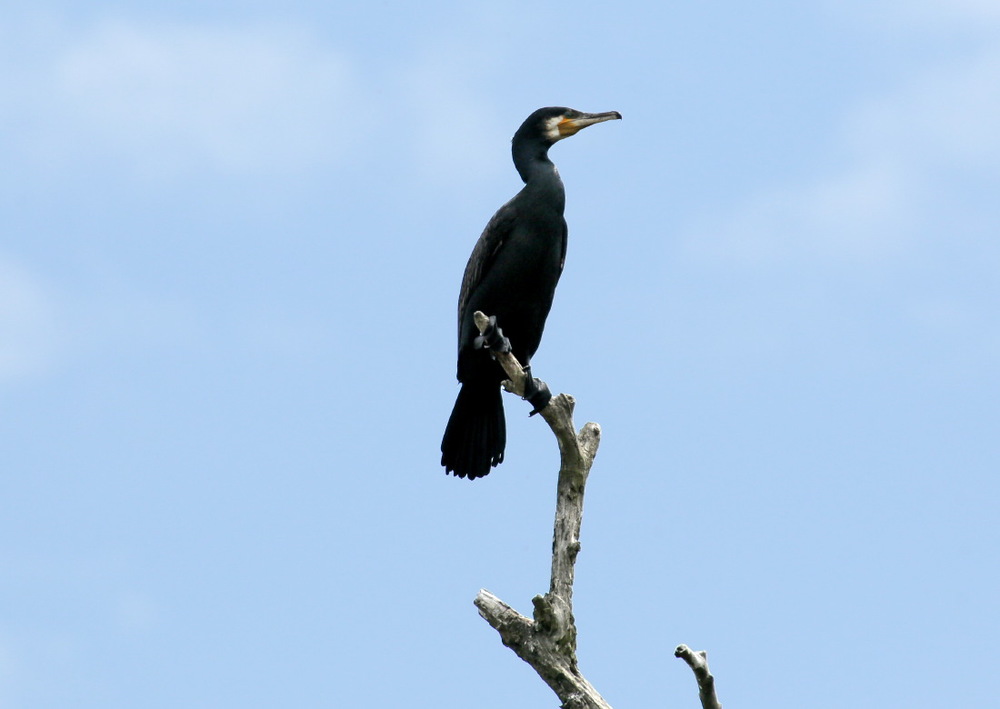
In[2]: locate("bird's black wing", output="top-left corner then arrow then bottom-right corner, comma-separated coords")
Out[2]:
456,200 -> 518,341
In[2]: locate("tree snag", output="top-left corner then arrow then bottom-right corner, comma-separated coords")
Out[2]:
471,311 -> 608,709
470,310 -> 725,709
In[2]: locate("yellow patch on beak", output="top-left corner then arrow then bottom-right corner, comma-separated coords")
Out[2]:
557,117 -> 582,138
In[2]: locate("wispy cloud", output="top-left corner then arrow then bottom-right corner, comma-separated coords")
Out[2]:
2,18 -> 364,176
844,49 -> 1000,169
0,11 -> 529,188
682,42 -> 1000,265
832,0 -> 1000,27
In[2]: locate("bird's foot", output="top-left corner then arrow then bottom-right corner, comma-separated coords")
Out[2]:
473,315 -> 511,354
522,366 -> 552,416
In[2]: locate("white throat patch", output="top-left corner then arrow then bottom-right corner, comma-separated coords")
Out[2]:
543,116 -> 566,142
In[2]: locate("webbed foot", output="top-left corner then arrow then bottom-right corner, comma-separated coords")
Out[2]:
522,365 -> 552,416
473,315 -> 511,354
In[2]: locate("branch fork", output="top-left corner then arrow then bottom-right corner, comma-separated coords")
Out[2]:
470,311 -> 724,709
471,311 -> 607,709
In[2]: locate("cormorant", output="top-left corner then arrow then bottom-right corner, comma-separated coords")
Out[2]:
441,106 -> 621,480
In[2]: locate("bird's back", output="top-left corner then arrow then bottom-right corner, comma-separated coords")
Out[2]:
457,185 -> 566,370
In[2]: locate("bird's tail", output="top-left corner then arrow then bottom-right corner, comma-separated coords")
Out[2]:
441,380 -> 506,480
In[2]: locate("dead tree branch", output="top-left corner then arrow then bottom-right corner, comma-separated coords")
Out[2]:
471,311 -> 608,709
674,645 -> 723,709
470,310 -> 726,708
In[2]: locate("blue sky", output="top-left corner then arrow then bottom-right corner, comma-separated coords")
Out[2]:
2,1 -> 998,707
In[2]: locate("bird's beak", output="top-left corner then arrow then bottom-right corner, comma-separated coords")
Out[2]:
557,111 -> 622,138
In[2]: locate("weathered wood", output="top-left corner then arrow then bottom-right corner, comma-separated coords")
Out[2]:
675,645 -> 723,709
472,311 -> 609,709
471,310 -> 728,708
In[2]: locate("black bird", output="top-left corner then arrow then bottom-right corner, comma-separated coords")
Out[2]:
441,107 -> 621,480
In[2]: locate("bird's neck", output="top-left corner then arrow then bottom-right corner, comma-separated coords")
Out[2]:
513,142 -> 565,211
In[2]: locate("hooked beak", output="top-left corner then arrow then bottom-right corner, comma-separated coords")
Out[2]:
557,110 -> 622,138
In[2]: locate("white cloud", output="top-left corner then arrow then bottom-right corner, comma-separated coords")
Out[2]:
688,160 -> 914,264
832,0 -> 1000,27
2,18 -> 363,176
0,254 -> 339,386
683,43 -> 1000,265
0,13 -> 514,185
845,49 -> 1000,168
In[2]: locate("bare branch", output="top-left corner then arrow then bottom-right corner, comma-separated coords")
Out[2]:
471,311 -> 729,708
472,311 -> 608,709
675,645 -> 723,709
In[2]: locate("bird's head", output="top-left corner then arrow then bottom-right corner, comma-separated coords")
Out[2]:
514,107 -> 622,147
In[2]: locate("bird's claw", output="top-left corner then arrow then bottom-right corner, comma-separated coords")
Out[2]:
474,315 -> 511,354
522,366 -> 552,416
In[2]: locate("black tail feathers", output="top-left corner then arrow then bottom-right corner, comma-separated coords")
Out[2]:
441,381 -> 506,480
